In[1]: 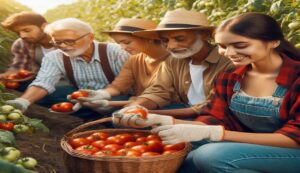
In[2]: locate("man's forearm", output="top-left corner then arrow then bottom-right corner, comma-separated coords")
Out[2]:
20,86 -> 48,104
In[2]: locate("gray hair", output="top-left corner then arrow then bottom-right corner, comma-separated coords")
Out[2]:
44,18 -> 93,35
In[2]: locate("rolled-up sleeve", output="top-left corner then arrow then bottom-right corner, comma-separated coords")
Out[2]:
29,53 -> 63,94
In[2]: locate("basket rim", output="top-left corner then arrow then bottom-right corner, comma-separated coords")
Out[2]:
61,128 -> 191,162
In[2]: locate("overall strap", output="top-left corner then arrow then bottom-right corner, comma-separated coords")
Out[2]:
98,43 -> 115,83
233,82 -> 241,92
63,55 -> 78,89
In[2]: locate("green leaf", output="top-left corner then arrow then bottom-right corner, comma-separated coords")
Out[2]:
26,118 -> 49,133
0,130 -> 15,146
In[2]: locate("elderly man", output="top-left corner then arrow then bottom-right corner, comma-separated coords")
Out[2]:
6,18 -> 129,117
1,12 -> 55,91
82,9 -> 233,119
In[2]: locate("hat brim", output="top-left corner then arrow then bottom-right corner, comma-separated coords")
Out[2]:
133,26 -> 215,39
102,30 -> 134,34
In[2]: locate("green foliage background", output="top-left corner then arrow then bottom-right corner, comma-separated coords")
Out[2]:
0,0 -> 300,70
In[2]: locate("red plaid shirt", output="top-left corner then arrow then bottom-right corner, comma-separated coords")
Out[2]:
9,38 -> 40,72
196,54 -> 300,144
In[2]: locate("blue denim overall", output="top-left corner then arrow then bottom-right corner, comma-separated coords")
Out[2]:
177,82 -> 300,173
229,82 -> 286,132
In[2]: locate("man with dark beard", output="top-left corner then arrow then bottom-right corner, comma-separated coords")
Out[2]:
126,9 -> 234,118
5,18 -> 129,116
1,12 -> 55,91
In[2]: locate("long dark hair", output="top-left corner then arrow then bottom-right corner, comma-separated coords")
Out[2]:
216,12 -> 300,61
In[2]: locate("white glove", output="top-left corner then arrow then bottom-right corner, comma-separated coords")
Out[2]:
112,105 -> 174,128
66,95 -> 82,112
77,89 -> 111,102
5,98 -> 30,112
151,124 -> 224,144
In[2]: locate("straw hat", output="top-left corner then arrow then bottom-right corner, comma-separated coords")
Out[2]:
102,18 -> 157,34
133,9 -> 214,39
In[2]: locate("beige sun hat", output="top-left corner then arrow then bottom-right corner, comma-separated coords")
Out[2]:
133,9 -> 215,39
102,18 -> 157,35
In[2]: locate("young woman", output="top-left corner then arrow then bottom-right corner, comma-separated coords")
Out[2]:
75,18 -> 169,111
112,13 -> 300,173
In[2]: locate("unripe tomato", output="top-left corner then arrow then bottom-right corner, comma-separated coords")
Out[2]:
0,114 -> 7,121
17,157 -> 38,169
13,124 -> 30,133
1,147 -> 21,162
1,105 -> 14,113
7,112 -> 21,120
70,91 -> 89,99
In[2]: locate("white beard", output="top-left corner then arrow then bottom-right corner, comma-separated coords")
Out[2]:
60,42 -> 90,57
169,36 -> 204,59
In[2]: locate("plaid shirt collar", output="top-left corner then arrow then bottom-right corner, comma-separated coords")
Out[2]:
232,54 -> 300,88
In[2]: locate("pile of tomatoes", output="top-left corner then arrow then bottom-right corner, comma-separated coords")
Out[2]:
0,105 -> 32,133
68,131 -> 185,157
3,69 -> 34,89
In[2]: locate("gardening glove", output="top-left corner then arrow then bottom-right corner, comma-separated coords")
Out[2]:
77,89 -> 111,102
81,99 -> 113,112
66,95 -> 82,112
5,98 -> 30,112
112,105 -> 174,128
151,124 -> 224,144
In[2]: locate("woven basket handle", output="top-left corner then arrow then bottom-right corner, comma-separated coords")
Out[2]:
66,117 -> 112,137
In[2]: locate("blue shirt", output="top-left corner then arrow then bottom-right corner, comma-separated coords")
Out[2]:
29,41 -> 129,93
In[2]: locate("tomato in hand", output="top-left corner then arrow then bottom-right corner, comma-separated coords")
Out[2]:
17,69 -> 33,78
5,74 -> 19,80
70,91 -> 89,99
0,122 -> 14,131
4,81 -> 20,89
75,145 -> 99,155
51,102 -> 73,112
68,137 -> 90,148
124,107 -> 147,119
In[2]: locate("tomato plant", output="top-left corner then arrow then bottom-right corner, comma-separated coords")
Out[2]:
71,91 -> 89,99
68,137 -> 90,148
51,102 -> 73,112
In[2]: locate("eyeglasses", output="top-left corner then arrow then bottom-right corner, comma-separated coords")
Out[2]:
49,33 -> 90,46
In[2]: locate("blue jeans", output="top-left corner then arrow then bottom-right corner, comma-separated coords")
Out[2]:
177,142 -> 300,173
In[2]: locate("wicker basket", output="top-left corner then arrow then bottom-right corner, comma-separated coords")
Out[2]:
61,117 -> 191,173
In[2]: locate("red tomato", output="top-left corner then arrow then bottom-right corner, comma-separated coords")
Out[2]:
51,102 -> 73,112
116,149 -> 128,156
106,136 -> 126,145
141,152 -> 160,157
162,150 -> 178,155
70,91 -> 89,99
5,74 -> 19,80
136,137 -> 147,144
68,137 -> 90,148
75,145 -> 99,155
163,142 -> 185,151
124,141 -> 139,149
126,149 -> 142,157
90,132 -> 109,140
146,140 -> 163,153
131,145 -> 150,153
146,134 -> 161,141
93,150 -> 116,157
0,122 -> 14,131
132,132 -> 146,139
103,144 -> 123,152
124,107 -> 147,119
116,133 -> 135,143
17,69 -> 33,78
4,82 -> 20,89
91,140 -> 107,149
